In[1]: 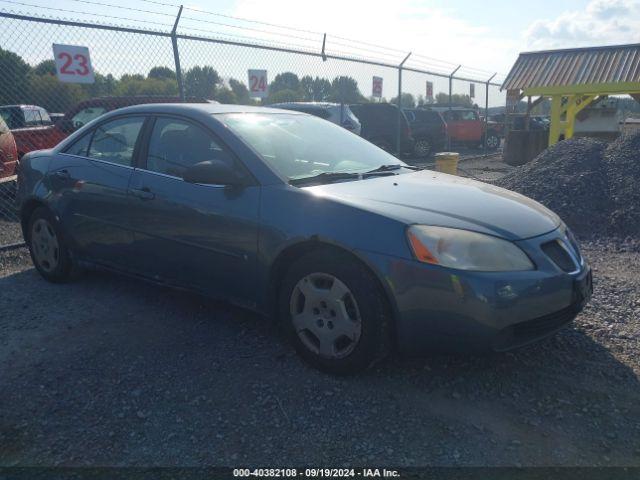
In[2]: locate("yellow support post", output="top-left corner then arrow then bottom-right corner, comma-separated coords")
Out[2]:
549,95 -> 564,146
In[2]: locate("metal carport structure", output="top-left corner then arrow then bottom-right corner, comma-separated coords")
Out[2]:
502,43 -> 640,145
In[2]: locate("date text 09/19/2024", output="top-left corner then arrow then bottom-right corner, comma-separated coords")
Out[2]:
232,468 -> 401,478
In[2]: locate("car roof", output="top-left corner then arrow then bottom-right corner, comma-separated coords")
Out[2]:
88,102 -> 306,116
0,105 -> 42,109
270,102 -> 339,108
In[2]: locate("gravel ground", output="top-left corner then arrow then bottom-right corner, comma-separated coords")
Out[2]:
1,242 -> 639,467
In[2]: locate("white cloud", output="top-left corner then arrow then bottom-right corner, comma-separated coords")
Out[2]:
525,0 -> 640,49
230,0 -> 519,77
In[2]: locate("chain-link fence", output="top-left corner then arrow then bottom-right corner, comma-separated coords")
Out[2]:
0,9 -> 505,247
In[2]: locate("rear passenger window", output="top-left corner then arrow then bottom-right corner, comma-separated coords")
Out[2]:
146,117 -> 236,178
24,109 -> 40,127
88,116 -> 144,166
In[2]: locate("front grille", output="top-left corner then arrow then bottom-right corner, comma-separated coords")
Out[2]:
513,305 -> 577,338
493,304 -> 579,351
541,239 -> 577,272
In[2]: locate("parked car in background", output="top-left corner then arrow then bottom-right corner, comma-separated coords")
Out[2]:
402,108 -> 447,157
48,113 -> 65,124
1,96 -> 207,158
349,103 -> 414,155
432,107 -> 502,150
269,102 -> 362,135
17,103 -> 592,374
55,96 -> 207,137
509,114 -> 550,131
0,105 -> 55,158
0,115 -> 18,178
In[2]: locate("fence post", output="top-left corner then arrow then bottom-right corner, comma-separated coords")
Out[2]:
447,65 -> 461,150
397,52 -> 411,157
484,73 -> 497,156
172,5 -> 185,101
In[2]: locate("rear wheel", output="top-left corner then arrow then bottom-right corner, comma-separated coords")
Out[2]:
27,207 -> 77,283
279,249 -> 391,374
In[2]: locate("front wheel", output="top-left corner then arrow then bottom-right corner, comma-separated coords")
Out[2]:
27,207 -> 77,283
279,249 -> 391,374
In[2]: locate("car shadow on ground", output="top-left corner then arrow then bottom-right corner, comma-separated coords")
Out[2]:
1,266 -> 638,466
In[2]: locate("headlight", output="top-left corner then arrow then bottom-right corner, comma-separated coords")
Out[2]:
407,225 -> 534,272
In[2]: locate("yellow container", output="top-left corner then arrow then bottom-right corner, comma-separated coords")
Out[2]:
434,152 -> 460,175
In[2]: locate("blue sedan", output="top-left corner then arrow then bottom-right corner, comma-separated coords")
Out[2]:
16,103 -> 592,374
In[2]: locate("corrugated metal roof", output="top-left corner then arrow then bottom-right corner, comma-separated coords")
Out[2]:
502,44 -> 640,91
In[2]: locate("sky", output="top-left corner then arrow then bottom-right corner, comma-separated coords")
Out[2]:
1,0 -> 639,105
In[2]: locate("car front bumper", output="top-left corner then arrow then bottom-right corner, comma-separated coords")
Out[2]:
360,228 -> 593,354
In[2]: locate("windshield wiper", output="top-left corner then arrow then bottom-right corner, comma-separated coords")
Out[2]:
365,164 -> 423,174
289,171 -> 360,186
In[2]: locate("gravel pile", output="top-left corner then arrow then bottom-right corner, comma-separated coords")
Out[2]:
604,133 -> 640,236
497,137 -> 608,236
497,134 -> 640,240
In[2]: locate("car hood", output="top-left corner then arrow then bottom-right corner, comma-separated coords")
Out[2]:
305,170 -> 560,240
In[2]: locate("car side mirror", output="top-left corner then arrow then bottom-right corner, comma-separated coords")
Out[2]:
182,160 -> 244,186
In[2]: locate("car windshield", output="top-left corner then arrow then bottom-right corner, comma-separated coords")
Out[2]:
219,112 -> 405,183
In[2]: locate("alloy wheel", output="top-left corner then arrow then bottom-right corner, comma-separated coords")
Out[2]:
289,272 -> 362,359
414,139 -> 431,157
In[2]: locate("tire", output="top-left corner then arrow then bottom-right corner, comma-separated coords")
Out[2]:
278,249 -> 391,374
485,133 -> 500,150
27,206 -> 77,283
413,138 -> 432,158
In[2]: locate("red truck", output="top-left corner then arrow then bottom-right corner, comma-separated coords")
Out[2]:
0,105 -> 64,158
432,107 -> 502,150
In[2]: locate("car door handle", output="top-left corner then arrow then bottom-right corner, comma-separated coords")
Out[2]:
54,169 -> 70,179
130,187 -> 155,200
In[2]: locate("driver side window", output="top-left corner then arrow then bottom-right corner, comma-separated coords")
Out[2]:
145,117 -> 235,178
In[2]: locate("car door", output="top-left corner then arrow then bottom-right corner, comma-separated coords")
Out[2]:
462,110 -> 483,142
53,115 -> 146,269
443,110 -> 463,142
125,115 -> 260,306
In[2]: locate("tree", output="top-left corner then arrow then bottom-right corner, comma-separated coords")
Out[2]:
329,76 -> 363,103
33,60 -> 56,76
229,78 -> 251,104
300,76 -> 331,101
82,73 -> 117,98
267,89 -> 301,104
435,92 -> 473,107
270,72 -> 300,95
0,48 -> 31,105
148,66 -> 176,81
27,74 -> 86,113
389,93 -> 416,108
115,76 -> 178,96
214,87 -> 237,104
184,66 -> 220,99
